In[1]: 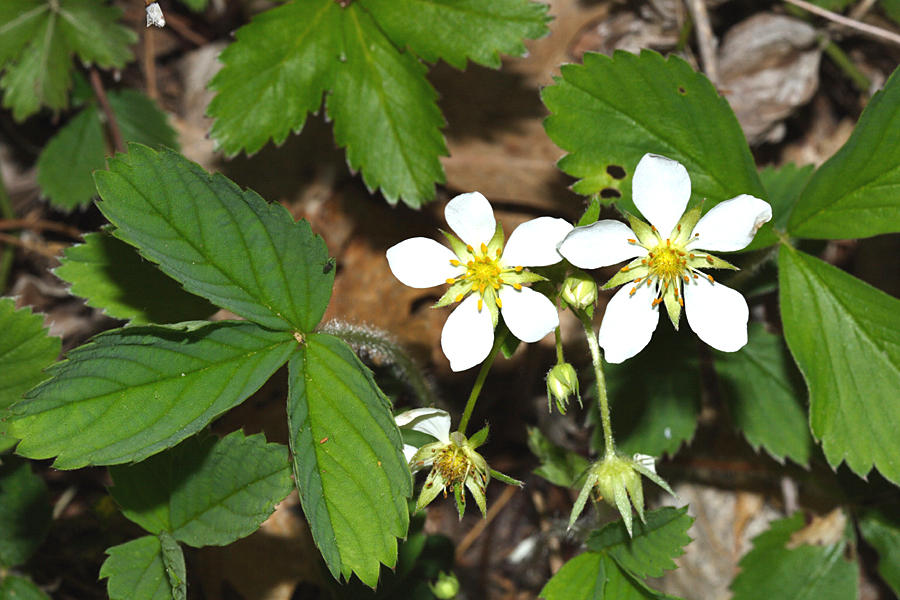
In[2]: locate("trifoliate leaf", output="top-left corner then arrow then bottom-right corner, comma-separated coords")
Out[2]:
543,50 -> 765,215
0,575 -> 50,600
37,90 -> 179,210
287,333 -> 411,587
0,298 -> 60,453
746,163 -> 814,251
359,0 -> 550,69
0,0 -> 135,120
100,534 -> 185,600
11,321 -> 295,469
587,507 -> 693,579
858,510 -> 900,594
714,324 -> 812,466
539,551 -> 606,600
56,230 -> 216,324
109,430 -> 292,547
778,246 -> 900,484
327,4 -> 446,207
788,64 -> 900,239
731,512 -> 857,600
0,458 -> 51,568
94,144 -> 334,333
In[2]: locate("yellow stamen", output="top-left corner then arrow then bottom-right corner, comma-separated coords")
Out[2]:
496,297 -> 503,308
480,243 -> 488,254
455,294 -> 464,302
706,274 -> 714,283
627,238 -> 637,244
450,259 -> 461,266
466,244 -> 474,253
620,265 -> 630,272
652,297 -> 663,306
445,278 -> 456,284
477,298 -> 483,311
513,283 -> 522,290
515,266 -> 523,272
629,287 -> 637,296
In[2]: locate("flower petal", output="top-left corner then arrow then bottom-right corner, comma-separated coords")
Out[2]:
445,192 -> 496,248
502,217 -> 574,267
499,286 -> 559,343
440,294 -> 495,371
597,283 -> 660,363
394,408 -> 451,443
689,194 -> 772,252
559,220 -> 646,269
386,238 -> 463,288
684,279 -> 749,352
632,154 -> 691,237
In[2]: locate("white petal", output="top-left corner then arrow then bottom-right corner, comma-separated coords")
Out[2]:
632,154 -> 691,237
499,286 -> 559,343
440,294 -> 495,372
402,444 -> 419,463
689,194 -> 773,252
502,217 -> 573,267
445,192 -> 496,248
684,279 -> 749,352
386,237 -> 463,288
597,284 -> 660,363
394,407 -> 451,443
558,220 -> 646,269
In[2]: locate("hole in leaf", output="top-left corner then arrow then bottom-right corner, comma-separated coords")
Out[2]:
606,165 -> 626,180
600,188 -> 621,199
678,86 -> 686,94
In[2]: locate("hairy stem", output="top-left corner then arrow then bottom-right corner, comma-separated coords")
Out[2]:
457,329 -> 507,435
577,310 -> 614,456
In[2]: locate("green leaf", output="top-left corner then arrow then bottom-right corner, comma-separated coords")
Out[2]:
0,298 -> 60,453
713,323 -> 812,465
0,575 -> 51,600
778,246 -> 900,484
11,321 -> 294,469
207,0 -> 343,156
0,458 -> 50,568
55,230 -> 216,324
788,65 -> 900,238
100,534 -> 186,600
37,90 -> 178,210
359,0 -> 549,69
527,426 -> 590,488
327,4 -> 446,208
94,144 -> 334,332
287,333 -> 411,587
731,512 -> 857,600
587,507 -> 693,579
858,510 -> 900,594
747,163 -> 815,250
158,531 -> 186,599
600,327 -> 699,457
602,556 -> 680,600
177,0 -> 208,12
110,430 -> 292,547
0,0 -> 135,120
543,50 -> 765,214
883,0 -> 900,25
540,551 -> 606,600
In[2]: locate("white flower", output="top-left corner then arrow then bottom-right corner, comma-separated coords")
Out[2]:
395,407 -> 451,464
559,154 -> 771,363
387,192 -> 573,371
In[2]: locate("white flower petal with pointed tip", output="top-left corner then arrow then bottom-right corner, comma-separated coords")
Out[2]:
387,192 -> 573,371
560,153 -> 771,360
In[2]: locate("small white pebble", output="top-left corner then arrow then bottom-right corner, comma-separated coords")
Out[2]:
146,2 -> 165,28
664,426 -> 672,439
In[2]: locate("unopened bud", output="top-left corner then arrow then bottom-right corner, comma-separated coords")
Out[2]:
561,270 -> 598,310
546,362 -> 580,413
430,571 -> 460,599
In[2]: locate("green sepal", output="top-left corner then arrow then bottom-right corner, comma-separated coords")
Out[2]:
686,252 -> 738,271
440,229 -> 471,262
487,221 -> 505,256
577,196 -> 602,226
673,205 -> 703,245
453,483 -> 466,519
601,262 -> 647,290
464,476 -> 487,518
489,468 -> 523,487
501,270 -> 546,286
483,287 -> 500,328
625,212 -> 657,247
433,281 -> 471,308
468,424 -> 489,449
416,468 -> 445,513
661,286 -> 681,330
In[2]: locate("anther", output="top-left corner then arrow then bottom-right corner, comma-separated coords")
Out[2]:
705,255 -> 713,264
496,297 -> 503,308
515,266 -> 523,272
450,259 -> 461,266
652,298 -> 663,306
492,282 -> 500,290
620,266 -> 630,272
445,278 -> 456,284
706,274 -> 714,283
480,243 -> 488,254
651,225 -> 658,232
678,297 -> 684,306
629,287 -> 637,296
495,248 -> 502,257
627,238 -> 637,244
477,298 -> 483,311
677,224 -> 682,232
455,294 -> 464,303
513,283 -> 522,290
466,244 -> 474,253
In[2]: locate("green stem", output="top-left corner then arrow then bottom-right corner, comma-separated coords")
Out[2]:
0,168 -> 14,292
554,325 -> 565,364
457,329 -> 506,435
823,40 -> 871,93
577,310 -> 614,456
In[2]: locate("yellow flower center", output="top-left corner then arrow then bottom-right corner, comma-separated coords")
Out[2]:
446,243 -> 524,311
647,241 -> 687,289
435,443 -> 471,486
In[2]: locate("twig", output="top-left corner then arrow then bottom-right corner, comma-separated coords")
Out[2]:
849,0 -> 878,20
684,0 -> 719,84
0,233 -> 62,260
143,25 -> 158,100
784,0 -> 900,46
89,68 -> 125,154
0,218 -> 84,240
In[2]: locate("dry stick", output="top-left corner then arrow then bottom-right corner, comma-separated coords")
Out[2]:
0,233 -> 61,260
455,484 -> 519,560
165,12 -> 209,47
89,68 -> 125,154
144,25 -> 159,100
684,0 -> 719,85
849,0 -> 878,20
784,0 -> 900,46
0,218 -> 83,240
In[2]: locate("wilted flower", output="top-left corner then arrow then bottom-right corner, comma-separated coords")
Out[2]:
559,154 -> 772,363
546,362 -> 580,413
387,192 -> 573,371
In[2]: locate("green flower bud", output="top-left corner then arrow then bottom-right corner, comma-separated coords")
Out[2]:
430,571 -> 460,599
546,362 -> 580,414
560,270 -> 598,310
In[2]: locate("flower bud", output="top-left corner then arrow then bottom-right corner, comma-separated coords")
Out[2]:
546,362 -> 580,414
560,270 -> 598,310
430,571 -> 460,599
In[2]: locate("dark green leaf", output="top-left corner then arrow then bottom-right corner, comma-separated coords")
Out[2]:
177,0 -> 208,12
158,531 -> 186,599
714,323 -> 812,465
94,144 -> 334,332
327,4 -> 446,207
539,551 -> 606,600
883,0 -> 900,25
0,298 -> 59,453
587,507 -> 693,579
543,50 -> 765,214
359,0 -> 549,69
746,163 -> 815,250
858,510 -> 900,594
110,430 -> 292,547
100,534 -> 185,600
527,426 -> 589,488
56,230 -> 216,324
778,246 -> 900,484
0,575 -> 51,600
0,458 -> 50,568
602,555 -> 680,600
11,321 -> 294,469
287,333 -> 411,587
788,65 -> 900,239
731,512 -> 857,600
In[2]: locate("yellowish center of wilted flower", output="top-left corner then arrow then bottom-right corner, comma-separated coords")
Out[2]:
435,443 -> 471,486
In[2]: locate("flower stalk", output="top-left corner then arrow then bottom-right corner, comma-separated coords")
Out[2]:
457,328 -> 506,435
577,309 -> 614,456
